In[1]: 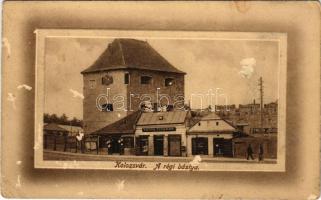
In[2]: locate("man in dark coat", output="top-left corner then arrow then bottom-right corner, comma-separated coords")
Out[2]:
247,144 -> 254,160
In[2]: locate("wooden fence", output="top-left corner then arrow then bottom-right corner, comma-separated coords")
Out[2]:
43,134 -> 99,154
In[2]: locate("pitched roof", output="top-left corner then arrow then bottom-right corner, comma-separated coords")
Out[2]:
137,111 -> 188,126
188,112 -> 236,133
44,123 -> 68,132
92,111 -> 141,135
58,125 -> 83,133
81,39 -> 186,74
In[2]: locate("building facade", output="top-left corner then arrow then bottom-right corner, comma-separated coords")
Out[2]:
187,112 -> 236,157
81,39 -> 186,134
135,111 -> 189,156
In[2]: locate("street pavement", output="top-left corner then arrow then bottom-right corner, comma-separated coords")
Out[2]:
44,150 -> 277,164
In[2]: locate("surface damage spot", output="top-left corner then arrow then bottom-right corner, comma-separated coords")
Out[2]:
2,38 -> 11,58
7,93 -> 16,109
190,155 -> 202,165
69,89 -> 84,99
15,175 -> 21,188
116,179 -> 125,191
17,84 -> 32,91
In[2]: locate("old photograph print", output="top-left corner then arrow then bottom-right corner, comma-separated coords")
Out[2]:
35,30 -> 286,171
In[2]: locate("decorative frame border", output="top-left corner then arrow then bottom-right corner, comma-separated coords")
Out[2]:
34,29 -> 287,171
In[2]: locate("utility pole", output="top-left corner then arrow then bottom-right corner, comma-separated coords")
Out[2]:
258,77 -> 264,134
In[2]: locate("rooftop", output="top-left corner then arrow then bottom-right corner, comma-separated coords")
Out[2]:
188,112 -> 236,133
81,39 -> 186,74
92,111 -> 141,135
58,125 -> 83,132
137,111 -> 188,126
44,123 -> 69,132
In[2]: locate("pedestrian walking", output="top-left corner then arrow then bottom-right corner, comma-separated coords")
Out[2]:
258,144 -> 264,161
247,144 -> 254,160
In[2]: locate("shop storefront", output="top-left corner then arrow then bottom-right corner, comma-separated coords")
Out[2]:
187,112 -> 236,157
135,111 -> 188,156
91,111 -> 141,155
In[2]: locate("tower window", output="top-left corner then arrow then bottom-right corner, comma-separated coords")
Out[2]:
165,78 -> 174,87
89,80 -> 96,89
166,105 -> 174,111
124,73 -> 130,84
102,74 -> 113,85
141,76 -> 152,84
101,103 -> 113,112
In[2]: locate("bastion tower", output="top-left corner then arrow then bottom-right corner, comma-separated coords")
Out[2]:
81,39 -> 186,134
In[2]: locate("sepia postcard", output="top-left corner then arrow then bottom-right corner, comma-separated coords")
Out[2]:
34,29 -> 287,171
2,1 -> 320,199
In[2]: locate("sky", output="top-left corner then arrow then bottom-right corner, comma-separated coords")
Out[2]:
44,37 -> 279,120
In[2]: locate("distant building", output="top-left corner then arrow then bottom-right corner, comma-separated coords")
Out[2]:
215,101 -> 278,135
57,124 -> 84,136
187,112 -> 236,157
81,39 -> 186,134
43,123 -> 83,136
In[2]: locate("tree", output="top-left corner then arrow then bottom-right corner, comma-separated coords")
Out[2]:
59,113 -> 68,125
43,113 -> 83,127
44,113 -> 51,123
50,114 -> 59,123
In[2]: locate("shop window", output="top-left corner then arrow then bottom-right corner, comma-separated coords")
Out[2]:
192,137 -> 208,155
124,73 -> 130,84
165,78 -> 174,87
141,76 -> 152,84
101,103 -> 113,112
89,80 -> 96,89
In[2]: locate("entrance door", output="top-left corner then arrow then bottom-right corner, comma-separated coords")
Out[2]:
168,135 -> 181,156
213,138 -> 224,156
110,136 -> 121,154
213,138 -> 233,157
154,135 -> 164,156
